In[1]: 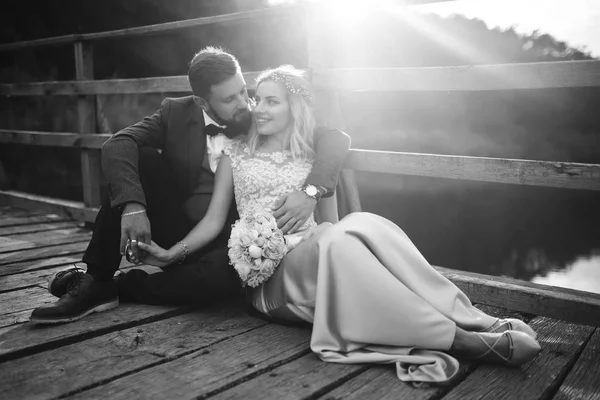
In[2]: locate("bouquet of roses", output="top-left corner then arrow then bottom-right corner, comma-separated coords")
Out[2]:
227,208 -> 288,288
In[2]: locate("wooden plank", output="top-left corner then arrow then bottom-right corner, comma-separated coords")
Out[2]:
0,228 -> 92,253
315,60 -> 600,91
0,221 -> 79,236
0,302 -> 187,362
0,6 -> 298,52
554,329 -> 600,400
0,306 -> 266,400
319,304 -> 528,400
0,268 -> 56,293
437,266 -> 600,327
212,353 -> 368,400
0,213 -> 69,227
74,42 -> 102,209
0,129 -> 110,148
0,253 -> 84,277
66,323 -> 311,400
0,207 -> 47,217
3,61 -> 599,95
0,286 -> 50,316
0,190 -> 98,223
0,241 -> 89,267
0,310 -> 33,327
444,316 -> 594,400
0,286 -> 52,328
0,71 -> 261,96
345,150 -> 600,191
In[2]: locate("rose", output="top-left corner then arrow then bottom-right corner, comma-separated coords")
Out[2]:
260,258 -> 278,275
260,227 -> 272,238
239,235 -> 253,247
263,239 -> 286,259
248,229 -> 259,240
252,236 -> 266,247
248,245 -> 262,259
235,261 -> 251,281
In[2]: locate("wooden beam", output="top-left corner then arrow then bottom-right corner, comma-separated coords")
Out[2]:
2,131 -> 599,191
3,60 -> 599,97
436,266 -> 600,327
345,149 -> 600,191
0,6 -> 298,52
0,72 -> 261,96
0,190 -> 98,223
313,60 -> 600,91
0,130 -> 110,148
74,42 -> 102,209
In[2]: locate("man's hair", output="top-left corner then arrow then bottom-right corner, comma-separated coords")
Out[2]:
188,46 -> 241,99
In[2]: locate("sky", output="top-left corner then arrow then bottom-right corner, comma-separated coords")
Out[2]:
415,0 -> 600,57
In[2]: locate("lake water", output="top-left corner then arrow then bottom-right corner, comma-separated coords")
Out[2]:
357,172 -> 600,295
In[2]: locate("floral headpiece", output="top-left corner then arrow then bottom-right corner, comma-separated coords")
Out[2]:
257,71 -> 313,103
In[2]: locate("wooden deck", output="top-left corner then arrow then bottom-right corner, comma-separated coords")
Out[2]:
0,205 -> 599,400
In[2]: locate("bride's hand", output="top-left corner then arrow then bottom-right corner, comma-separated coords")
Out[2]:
136,241 -> 174,267
299,222 -> 333,244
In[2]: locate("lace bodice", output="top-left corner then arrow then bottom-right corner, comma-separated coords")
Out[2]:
224,142 -> 317,230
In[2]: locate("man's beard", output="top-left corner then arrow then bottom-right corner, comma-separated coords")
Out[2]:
208,104 -> 252,137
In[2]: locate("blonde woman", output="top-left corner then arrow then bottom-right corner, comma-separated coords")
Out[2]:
138,65 -> 541,385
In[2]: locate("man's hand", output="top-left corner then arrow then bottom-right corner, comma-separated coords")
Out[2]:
272,191 -> 317,234
120,203 -> 151,262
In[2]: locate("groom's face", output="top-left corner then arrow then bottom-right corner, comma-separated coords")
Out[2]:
202,72 -> 251,129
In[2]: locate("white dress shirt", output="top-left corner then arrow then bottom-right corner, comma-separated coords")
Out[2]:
203,111 -> 233,173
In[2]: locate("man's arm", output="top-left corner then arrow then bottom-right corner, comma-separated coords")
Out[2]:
272,127 -> 351,234
102,98 -> 170,210
305,126 -> 351,196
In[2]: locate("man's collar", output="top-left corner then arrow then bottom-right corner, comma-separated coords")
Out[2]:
202,110 -> 225,129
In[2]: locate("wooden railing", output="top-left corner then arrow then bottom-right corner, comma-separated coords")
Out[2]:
1,2 -> 600,223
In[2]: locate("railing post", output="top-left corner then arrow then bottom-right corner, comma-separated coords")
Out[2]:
74,41 -> 102,209
304,5 -> 361,215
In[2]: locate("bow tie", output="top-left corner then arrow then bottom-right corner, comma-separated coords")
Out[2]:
205,123 -> 227,137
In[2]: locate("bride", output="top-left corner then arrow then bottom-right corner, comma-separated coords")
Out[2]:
138,65 -> 541,385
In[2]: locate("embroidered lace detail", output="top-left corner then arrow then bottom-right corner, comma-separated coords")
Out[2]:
224,141 -> 317,230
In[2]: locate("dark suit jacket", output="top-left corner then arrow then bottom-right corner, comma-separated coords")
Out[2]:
102,95 -> 351,213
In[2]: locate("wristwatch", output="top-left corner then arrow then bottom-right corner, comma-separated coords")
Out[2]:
301,184 -> 323,201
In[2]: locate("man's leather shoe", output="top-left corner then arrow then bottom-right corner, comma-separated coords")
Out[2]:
47,265 -> 85,297
31,273 -> 118,324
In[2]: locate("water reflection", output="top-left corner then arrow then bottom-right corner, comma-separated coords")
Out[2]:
532,254 -> 600,294
357,172 -> 600,294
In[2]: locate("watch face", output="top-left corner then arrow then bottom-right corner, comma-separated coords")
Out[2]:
305,185 -> 318,196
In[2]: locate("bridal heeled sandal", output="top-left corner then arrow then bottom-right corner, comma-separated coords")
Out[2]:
473,330 -> 541,367
483,318 -> 537,339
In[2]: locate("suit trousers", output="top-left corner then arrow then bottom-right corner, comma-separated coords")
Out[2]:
83,148 -> 240,306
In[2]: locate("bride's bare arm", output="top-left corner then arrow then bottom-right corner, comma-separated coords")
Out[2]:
166,156 -> 234,261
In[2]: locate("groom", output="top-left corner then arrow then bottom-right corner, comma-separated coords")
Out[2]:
30,46 -> 351,324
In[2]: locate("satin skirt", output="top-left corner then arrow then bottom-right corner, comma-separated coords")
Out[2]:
250,212 -> 497,384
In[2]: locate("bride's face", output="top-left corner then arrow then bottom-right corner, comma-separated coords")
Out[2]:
253,80 -> 292,137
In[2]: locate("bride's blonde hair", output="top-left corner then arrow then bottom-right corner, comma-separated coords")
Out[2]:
246,65 -> 315,160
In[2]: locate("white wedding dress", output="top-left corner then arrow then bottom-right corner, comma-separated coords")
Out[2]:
225,142 -> 497,385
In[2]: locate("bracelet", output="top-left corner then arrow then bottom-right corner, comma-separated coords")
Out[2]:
122,209 -> 146,217
176,240 -> 189,264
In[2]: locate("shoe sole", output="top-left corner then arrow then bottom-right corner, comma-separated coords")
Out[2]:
29,299 -> 119,324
